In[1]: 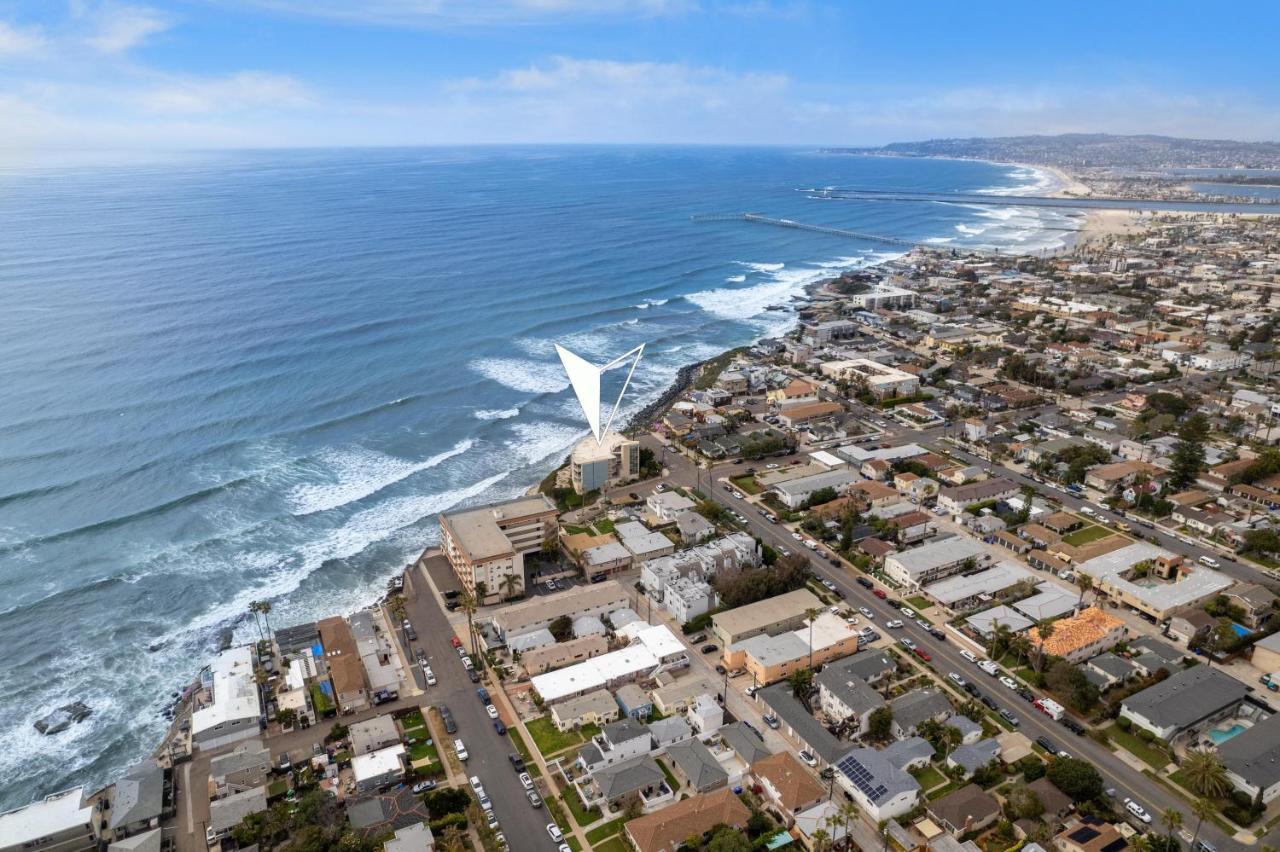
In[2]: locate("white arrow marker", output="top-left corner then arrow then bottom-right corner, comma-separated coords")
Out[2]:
555,342 -> 645,445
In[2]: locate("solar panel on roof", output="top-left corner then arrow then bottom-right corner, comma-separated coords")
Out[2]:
1101,840 -> 1126,852
836,755 -> 888,802
1070,828 -> 1100,843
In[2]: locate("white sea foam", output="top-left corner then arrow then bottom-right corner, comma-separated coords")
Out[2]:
507,421 -> 587,466
736,261 -> 785,273
474,407 -> 520,421
634,298 -> 669,309
923,236 -> 955,244
725,274 -> 746,283
471,357 -> 570,394
954,224 -> 985,236
287,438 -> 473,515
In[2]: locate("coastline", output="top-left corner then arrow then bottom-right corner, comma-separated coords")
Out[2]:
17,154 -> 1120,809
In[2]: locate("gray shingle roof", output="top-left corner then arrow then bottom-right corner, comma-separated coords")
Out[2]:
816,663 -> 886,718
759,682 -> 844,763
948,739 -> 1001,775
890,688 -> 952,734
594,755 -> 666,800
833,743 -> 921,805
109,762 -> 164,830
835,651 -> 897,684
1122,666 -> 1248,732
602,717 -> 651,746
1218,713 -> 1280,794
666,739 -> 728,791
1087,653 -> 1138,681
719,721 -> 772,765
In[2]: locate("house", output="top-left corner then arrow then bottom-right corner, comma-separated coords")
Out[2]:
838,650 -> 898,685
383,823 -> 435,852
530,624 -> 687,703
936,478 -> 1020,515
521,635 -> 609,676
720,721 -> 772,766
1086,653 -> 1139,689
624,787 -> 751,852
768,378 -> 819,407
106,762 -> 165,841
1084,460 -> 1163,493
1027,776 -> 1073,818
208,786 -> 267,842
923,561 -> 1037,614
651,675 -> 719,716
209,739 -> 271,795
1252,631 -> 1280,675
666,739 -> 729,794
946,740 -> 1001,779
648,716 -> 695,751
0,789 -> 99,852
675,510 -> 716,543
752,752 -> 825,825
1013,584 -> 1078,621
927,784 -> 1000,836
1054,817 -> 1128,852
967,605 -> 1034,638
350,715 -> 400,756
1167,607 -> 1216,646
578,755 -> 671,812
1227,583 -> 1278,629
551,689 -> 620,732
1027,608 -> 1126,664
615,521 -> 676,562
816,660 -> 887,736
793,801 -> 853,851
723,611 -> 861,686
889,689 -> 953,738
616,683 -> 654,720
647,491 -> 697,523
352,744 -> 406,794
758,682 -> 845,767
832,740 -> 926,821
1120,666 -> 1250,740
192,645 -> 264,749
577,718 -> 653,774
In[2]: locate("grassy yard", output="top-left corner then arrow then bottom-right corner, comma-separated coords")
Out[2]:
526,716 -> 594,758
730,475 -> 762,495
509,725 -> 542,778
908,596 -> 933,613
408,740 -> 439,762
561,786 -> 601,827
586,817 -> 627,844
593,837 -> 629,852
1106,722 -> 1172,770
911,764 -> 947,790
309,683 -> 334,715
656,758 -> 680,792
1063,524 -> 1112,546
400,708 -> 426,731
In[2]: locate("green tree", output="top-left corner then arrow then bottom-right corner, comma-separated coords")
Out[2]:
1160,807 -> 1184,846
705,826 -> 753,852
868,706 -> 893,741
790,667 -> 814,699
1046,757 -> 1103,801
1046,660 -> 1100,713
1190,797 -> 1216,849
1181,749 -> 1231,799
548,615 -> 573,642
1033,621 -> 1055,673
1169,413 -> 1210,490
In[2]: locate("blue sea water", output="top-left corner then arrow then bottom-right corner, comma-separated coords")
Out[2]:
0,146 -> 1076,806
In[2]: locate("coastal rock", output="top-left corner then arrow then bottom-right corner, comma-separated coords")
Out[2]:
34,701 -> 92,735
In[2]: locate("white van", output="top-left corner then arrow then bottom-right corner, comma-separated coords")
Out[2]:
1199,555 -> 1221,569
454,738 -> 469,761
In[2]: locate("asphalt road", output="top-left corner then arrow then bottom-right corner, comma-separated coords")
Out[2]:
401,574 -> 562,851
646,433 -> 1242,851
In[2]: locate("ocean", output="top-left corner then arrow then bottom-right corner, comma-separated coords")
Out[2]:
0,146 -> 1078,806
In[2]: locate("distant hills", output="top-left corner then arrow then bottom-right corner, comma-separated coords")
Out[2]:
824,133 -> 1280,170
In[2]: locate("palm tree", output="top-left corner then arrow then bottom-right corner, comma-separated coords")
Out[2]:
247,601 -> 265,643
1076,573 -> 1094,607
1181,749 -> 1231,799
459,589 -> 478,658
499,573 -> 520,602
839,801 -> 860,849
989,622 -> 1012,659
474,580 -> 488,605
1160,807 -> 1183,845
811,829 -> 832,852
1190,798 -> 1215,848
806,607 -> 820,669
1008,634 -> 1032,668
1034,620 -> 1056,672
259,600 -> 274,645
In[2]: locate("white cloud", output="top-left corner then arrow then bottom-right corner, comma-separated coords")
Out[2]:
222,0 -> 694,27
138,72 -> 311,114
0,20 -> 47,57
81,4 -> 171,54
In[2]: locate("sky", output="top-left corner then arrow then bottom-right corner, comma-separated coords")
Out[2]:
1,1 -> 1278,150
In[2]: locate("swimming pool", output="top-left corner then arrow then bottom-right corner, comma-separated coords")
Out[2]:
1209,723 -> 1246,744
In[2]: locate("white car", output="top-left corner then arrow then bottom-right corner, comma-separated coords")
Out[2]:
470,775 -> 485,793
486,704 -> 499,719
844,617 -> 859,627
978,660 -> 1000,675
798,750 -> 818,767
462,656 -> 474,670
959,650 -> 978,663
948,672 -> 968,688
455,739 -> 469,761
821,579 -> 836,590
915,618 -> 930,630
547,824 -> 564,843
519,772 -> 534,790
424,667 -> 436,686
486,811 -> 499,830
999,676 -> 1019,691
1124,799 -> 1152,824
885,619 -> 904,629
900,607 -> 916,618
805,540 -> 819,551
859,607 -> 874,619
899,637 -> 916,651
791,532 -> 803,541
766,463 -> 779,469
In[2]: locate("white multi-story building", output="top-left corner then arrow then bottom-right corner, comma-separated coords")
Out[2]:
192,646 -> 262,750
438,494 -> 558,604
570,430 -> 640,494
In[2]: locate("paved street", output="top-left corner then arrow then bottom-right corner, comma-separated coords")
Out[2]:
400,567 -> 566,851
645,432 -> 1245,851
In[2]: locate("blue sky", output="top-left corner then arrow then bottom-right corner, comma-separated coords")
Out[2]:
1,1 -> 1277,149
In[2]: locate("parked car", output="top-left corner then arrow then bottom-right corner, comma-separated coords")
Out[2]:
450,635 -> 462,649
885,619 -> 903,629
900,607 -> 916,618
412,779 -> 436,794
798,750 -> 818,767
547,824 -> 564,843
948,672 -> 968,688
873,589 -> 887,600
494,720 -> 507,735
486,704 -> 499,719
467,668 -> 480,683
477,687 -> 490,703
980,694 -> 997,710
519,772 -> 534,790
509,753 -> 527,772
1124,798 -> 1152,824
701,643 -> 718,653
527,791 -> 543,808
424,667 -> 436,686
999,676 -> 1019,691
857,577 -> 874,589
763,713 -> 780,729
440,706 -> 457,733
999,709 -> 1020,727
929,628 -> 946,641
913,647 -> 932,662
859,607 -> 874,618
1061,719 -> 1086,736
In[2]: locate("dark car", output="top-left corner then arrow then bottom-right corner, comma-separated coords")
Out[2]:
856,577 -> 874,589
372,688 -> 398,705
1000,709 -> 1020,727
440,706 -> 457,734
700,644 -> 718,654
980,694 -> 997,710
715,664 -> 727,674
929,628 -> 946,641
963,682 -> 979,696
467,668 -> 480,683
1061,718 -> 1086,736
404,625 -> 418,642
477,687 -> 490,704
1036,736 -> 1059,754
508,753 -> 526,772
829,558 -> 841,567
1017,688 -> 1035,702
494,720 -> 507,735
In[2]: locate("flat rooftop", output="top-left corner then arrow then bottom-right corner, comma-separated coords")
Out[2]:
712,588 -> 823,639
1075,541 -> 1233,611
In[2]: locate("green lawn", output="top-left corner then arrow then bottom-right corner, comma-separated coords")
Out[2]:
561,786 -> 601,827
309,683 -> 334,715
926,780 -> 962,801
526,716 -> 589,757
1063,524 -> 1112,546
908,596 -> 933,613
593,518 -> 616,534
399,708 -> 426,730
1106,723 -> 1172,770
408,740 -> 439,762
911,764 -> 947,790
586,817 -> 627,844
656,758 -> 680,792
731,475 -> 762,495
593,837 -> 628,852
509,726 -> 542,778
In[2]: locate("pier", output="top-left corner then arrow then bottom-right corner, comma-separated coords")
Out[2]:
691,212 -> 920,247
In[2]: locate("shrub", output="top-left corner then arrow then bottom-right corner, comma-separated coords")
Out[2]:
1137,728 -> 1155,742
1116,716 -> 1131,731
1231,790 -> 1254,808
1022,760 -> 1046,782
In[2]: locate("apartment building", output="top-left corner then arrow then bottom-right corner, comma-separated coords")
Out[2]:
438,494 -> 558,604
570,430 -> 640,494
